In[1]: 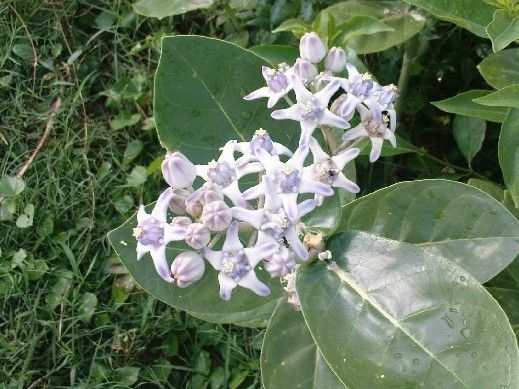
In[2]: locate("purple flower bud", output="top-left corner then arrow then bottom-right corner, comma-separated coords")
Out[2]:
170,251 -> 205,288
293,58 -> 318,84
185,223 -> 211,249
325,47 -> 347,73
186,201 -> 203,218
161,152 -> 196,189
299,32 -> 326,64
201,200 -> 232,232
169,187 -> 192,215
264,246 -> 296,277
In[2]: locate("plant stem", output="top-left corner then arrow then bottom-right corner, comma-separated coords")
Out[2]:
321,127 -> 338,154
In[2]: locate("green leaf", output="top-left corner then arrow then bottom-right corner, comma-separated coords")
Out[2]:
320,1 -> 426,54
248,45 -> 299,66
78,292 -> 98,323
302,192 -> 342,237
473,85 -> 519,108
499,108 -> 519,207
487,287 -> 519,339
110,113 -> 141,130
107,210 -> 284,325
154,36 -> 299,164
452,115 -> 486,166
0,175 -> 25,197
467,178 -> 504,201
271,18 -> 309,36
261,300 -> 345,389
126,166 -> 147,187
114,366 -> 140,386
339,179 -> 519,282
432,90 -> 510,122
132,0 -> 213,19
16,203 -> 34,229
123,139 -> 144,166
478,48 -> 519,89
403,0 -> 495,38
486,9 -> 519,52
12,43 -> 34,60
334,16 -> 394,44
357,135 -> 420,158
297,231 -> 519,388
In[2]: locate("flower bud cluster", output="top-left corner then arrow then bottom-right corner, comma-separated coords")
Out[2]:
133,32 -> 399,303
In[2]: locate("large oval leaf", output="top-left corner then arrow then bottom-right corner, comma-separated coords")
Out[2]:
432,90 -> 510,123
261,299 -> 345,389
478,48 -> 519,90
133,0 -> 213,19
297,231 -> 519,388
403,0 -> 495,38
339,179 -> 519,282
154,36 -> 299,164
500,109 -> 519,208
107,210 -> 283,325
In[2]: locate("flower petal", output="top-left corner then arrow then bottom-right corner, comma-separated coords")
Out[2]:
202,247 -> 223,270
285,227 -> 309,260
369,137 -> 384,162
271,105 -> 301,122
222,181 -> 250,208
236,161 -> 264,178
223,221 -> 243,252
297,198 -> 318,218
299,120 -> 317,147
218,273 -> 238,301
384,128 -> 397,147
290,73 -> 313,102
238,271 -> 271,297
242,182 -> 265,201
315,79 -> 341,106
219,140 -> 238,163
309,137 -> 329,162
243,86 -> 271,101
137,205 -> 147,224
342,124 -> 368,142
151,188 -> 173,222
339,94 -> 360,118
149,245 -> 174,282
331,148 -> 360,170
300,176 -> 334,197
333,172 -> 360,193
231,207 -> 264,229
245,242 -> 280,266
320,110 -> 350,129
136,242 -> 149,261
164,223 -> 188,243
263,176 -> 282,211
267,92 -> 285,108
281,192 -> 299,224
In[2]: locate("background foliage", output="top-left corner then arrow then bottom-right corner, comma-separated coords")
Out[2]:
1,0 -> 519,387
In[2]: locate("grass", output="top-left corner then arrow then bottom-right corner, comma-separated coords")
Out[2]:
0,1 -> 266,387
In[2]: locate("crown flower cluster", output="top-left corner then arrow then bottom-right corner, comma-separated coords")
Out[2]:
133,32 -> 398,303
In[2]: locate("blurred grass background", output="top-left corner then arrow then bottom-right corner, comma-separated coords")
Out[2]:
0,0 -> 499,387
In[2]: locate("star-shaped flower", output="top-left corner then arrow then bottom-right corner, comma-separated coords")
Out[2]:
133,188 -> 189,282
202,221 -> 279,300
342,104 -> 396,162
271,73 -> 349,147
243,64 -> 294,108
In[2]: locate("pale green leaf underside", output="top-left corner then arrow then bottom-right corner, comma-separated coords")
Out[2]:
340,179 -> 519,282
452,115 -> 486,166
478,49 -> 519,89
261,300 -> 346,389
297,231 -> 519,388
107,208 -> 282,326
403,0 -> 495,38
133,0 -> 213,19
432,90 -> 510,123
486,9 -> 519,53
499,109 -> 519,208
473,85 -> 519,108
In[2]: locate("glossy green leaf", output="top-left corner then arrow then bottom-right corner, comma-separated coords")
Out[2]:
488,287 -> 519,339
478,48 -> 519,89
334,16 -> 394,44
321,1 -> 425,54
403,0 -> 495,38
271,18 -> 309,36
452,115 -> 486,166
132,0 -> 213,19
340,179 -> 519,282
302,192 -> 341,237
297,231 -> 519,388
499,108 -> 519,208
432,90 -> 510,123
486,9 -> 519,52
248,45 -> 299,66
473,85 -> 519,108
107,209 -> 283,325
261,299 -> 345,389
154,36 -> 299,164
467,178 -> 504,201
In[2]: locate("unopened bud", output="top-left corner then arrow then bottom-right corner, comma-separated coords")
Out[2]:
264,246 -> 296,278
170,251 -> 205,288
299,32 -> 326,63
186,201 -> 203,218
325,47 -> 347,73
169,187 -> 192,215
201,200 -> 232,232
185,223 -> 211,249
161,151 -> 196,189
293,58 -> 318,84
